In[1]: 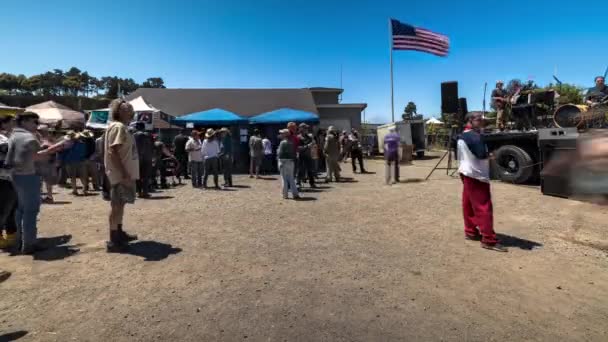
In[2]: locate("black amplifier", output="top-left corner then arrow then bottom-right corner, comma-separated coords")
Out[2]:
537,128 -> 578,198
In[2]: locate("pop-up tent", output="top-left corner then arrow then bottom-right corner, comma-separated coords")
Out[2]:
249,108 -> 319,124
425,117 -> 443,125
0,102 -> 24,117
26,101 -> 85,129
172,108 -> 247,126
129,96 -> 159,130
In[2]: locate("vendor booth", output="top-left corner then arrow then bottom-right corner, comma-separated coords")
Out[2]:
249,108 -> 319,125
26,101 -> 85,129
171,108 -> 248,127
173,108 -> 250,171
249,108 -> 321,173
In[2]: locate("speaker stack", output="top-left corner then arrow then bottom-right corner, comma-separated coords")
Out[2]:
441,81 -> 459,114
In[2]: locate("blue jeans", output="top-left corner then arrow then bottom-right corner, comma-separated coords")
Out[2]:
279,159 -> 299,198
12,174 -> 41,252
190,161 -> 204,187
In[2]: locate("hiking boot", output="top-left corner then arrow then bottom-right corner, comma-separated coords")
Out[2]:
117,226 -> 138,242
106,230 -> 129,253
0,270 -> 11,283
481,243 -> 508,252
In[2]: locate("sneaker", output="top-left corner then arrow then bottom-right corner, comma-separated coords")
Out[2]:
465,235 -> 482,242
481,243 -> 508,252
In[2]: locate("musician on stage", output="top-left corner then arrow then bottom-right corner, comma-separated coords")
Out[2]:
491,80 -> 508,130
584,76 -> 608,106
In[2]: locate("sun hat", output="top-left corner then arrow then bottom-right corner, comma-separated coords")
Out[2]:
205,128 -> 216,138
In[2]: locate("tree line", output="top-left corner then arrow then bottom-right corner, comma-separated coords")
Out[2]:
0,67 -> 166,99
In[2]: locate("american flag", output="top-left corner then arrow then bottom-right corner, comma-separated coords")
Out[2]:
391,19 -> 449,57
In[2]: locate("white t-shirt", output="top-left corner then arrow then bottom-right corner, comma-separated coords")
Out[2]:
185,138 -> 203,162
457,139 -> 490,183
262,138 -> 272,155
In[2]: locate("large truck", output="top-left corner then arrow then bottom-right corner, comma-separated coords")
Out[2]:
480,89 -> 605,186
377,119 -> 426,158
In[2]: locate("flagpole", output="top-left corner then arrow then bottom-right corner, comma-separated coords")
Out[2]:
389,18 -> 395,122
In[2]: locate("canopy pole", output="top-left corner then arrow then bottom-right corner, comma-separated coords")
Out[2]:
389,18 -> 395,123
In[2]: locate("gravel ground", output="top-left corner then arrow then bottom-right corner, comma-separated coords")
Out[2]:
1,152 -> 607,341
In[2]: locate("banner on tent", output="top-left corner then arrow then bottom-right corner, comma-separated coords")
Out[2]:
89,111 -> 108,125
136,111 -> 154,130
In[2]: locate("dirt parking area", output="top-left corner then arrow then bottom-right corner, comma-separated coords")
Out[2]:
1,152 -> 607,341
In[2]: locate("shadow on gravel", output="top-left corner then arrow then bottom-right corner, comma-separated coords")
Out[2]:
121,241 -> 182,261
143,195 -> 175,200
294,196 -> 317,202
496,233 -> 543,250
399,178 -> 425,183
0,330 -> 28,341
230,185 -> 251,189
257,177 -> 278,181
44,201 -> 72,205
300,188 -> 325,193
337,177 -> 358,183
33,235 -> 80,261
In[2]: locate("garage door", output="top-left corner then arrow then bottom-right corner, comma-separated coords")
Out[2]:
319,118 -> 351,132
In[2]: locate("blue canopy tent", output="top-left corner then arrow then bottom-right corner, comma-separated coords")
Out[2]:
249,108 -> 319,124
172,108 -> 248,126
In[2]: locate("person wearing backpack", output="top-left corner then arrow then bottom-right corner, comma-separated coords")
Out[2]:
59,131 -> 89,196
249,129 -> 264,179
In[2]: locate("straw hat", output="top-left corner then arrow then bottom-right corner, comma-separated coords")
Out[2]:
219,127 -> 230,134
279,128 -> 290,136
327,126 -> 336,133
205,128 -> 216,138
65,130 -> 79,140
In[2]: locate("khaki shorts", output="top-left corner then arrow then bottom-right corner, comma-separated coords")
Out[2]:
110,182 -> 136,205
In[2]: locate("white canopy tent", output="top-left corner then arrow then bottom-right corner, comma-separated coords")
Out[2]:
129,96 -> 158,112
425,117 -> 443,125
85,96 -> 172,130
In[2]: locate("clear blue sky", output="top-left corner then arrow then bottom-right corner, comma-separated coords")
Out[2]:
2,0 -> 607,123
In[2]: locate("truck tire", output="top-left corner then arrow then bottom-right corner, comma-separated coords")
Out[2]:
494,145 -> 534,184
416,151 -> 425,159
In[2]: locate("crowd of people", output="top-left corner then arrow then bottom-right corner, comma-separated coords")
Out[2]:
0,98 -> 377,255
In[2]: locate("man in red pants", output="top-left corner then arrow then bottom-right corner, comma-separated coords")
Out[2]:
457,113 -> 507,252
